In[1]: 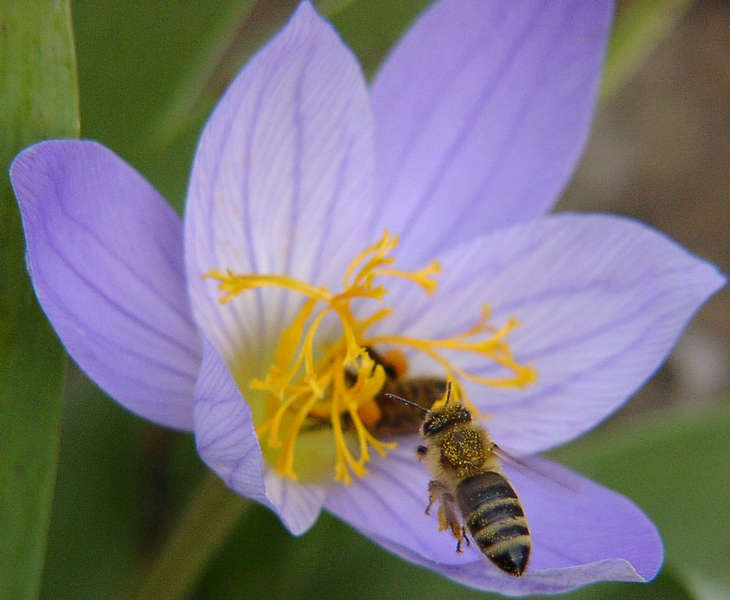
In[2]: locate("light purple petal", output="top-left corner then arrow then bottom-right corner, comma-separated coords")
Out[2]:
327,445 -> 661,595
507,458 -> 661,579
185,2 -> 375,362
325,435 -> 475,565
369,0 -> 614,266
10,140 -> 201,430
193,340 -> 326,535
375,214 -> 725,454
380,544 -> 647,597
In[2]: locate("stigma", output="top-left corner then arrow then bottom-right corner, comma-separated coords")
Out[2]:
204,232 -> 536,485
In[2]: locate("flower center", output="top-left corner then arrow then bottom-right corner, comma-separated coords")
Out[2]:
204,232 -> 536,484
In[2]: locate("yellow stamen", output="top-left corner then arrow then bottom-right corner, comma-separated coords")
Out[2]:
372,260 -> 442,295
205,231 -> 537,484
365,310 -> 537,390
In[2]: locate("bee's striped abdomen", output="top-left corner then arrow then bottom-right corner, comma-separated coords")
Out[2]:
456,471 -> 530,576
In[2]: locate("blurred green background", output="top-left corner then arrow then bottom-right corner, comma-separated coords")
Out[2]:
1,1 -> 728,599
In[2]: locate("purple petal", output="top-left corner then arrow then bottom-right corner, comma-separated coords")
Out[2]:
376,214 -> 725,454
193,340 -> 326,535
349,448 -> 660,595
325,436 -> 476,565
10,140 -> 201,430
369,0 -> 614,266
507,458 -> 661,579
185,2 -> 375,362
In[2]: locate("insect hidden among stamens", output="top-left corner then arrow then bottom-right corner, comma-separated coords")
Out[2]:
332,346 -> 447,436
358,346 -> 447,436
385,382 -> 531,577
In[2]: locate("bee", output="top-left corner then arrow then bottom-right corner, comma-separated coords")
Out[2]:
386,383 -> 531,577
355,346 -> 446,436
375,376 -> 447,435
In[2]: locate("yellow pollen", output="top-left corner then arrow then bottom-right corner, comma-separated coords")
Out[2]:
357,398 -> 383,429
204,231 -> 537,484
380,348 -> 409,379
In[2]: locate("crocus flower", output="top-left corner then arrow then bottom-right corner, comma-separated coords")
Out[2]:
10,1 -> 725,595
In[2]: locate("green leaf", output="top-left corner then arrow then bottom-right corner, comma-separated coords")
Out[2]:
144,0 -> 258,152
0,1 -> 79,598
550,405 -> 730,588
679,566 -> 730,600
40,368 -> 208,600
330,0 -> 430,80
200,505 -> 497,600
71,0 -> 259,206
601,0 -> 695,102
131,472 -> 251,600
40,372 -> 147,600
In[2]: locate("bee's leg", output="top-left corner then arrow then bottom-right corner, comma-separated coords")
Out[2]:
462,526 -> 471,547
438,493 -> 465,554
425,498 -> 435,515
426,480 -> 446,515
416,445 -> 428,460
436,504 -> 448,531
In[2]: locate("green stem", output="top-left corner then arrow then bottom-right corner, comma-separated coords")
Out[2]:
131,472 -> 251,600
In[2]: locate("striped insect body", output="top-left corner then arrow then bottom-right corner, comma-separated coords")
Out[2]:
391,383 -> 531,577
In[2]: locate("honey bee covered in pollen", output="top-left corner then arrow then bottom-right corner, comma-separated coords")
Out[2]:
389,382 -> 531,577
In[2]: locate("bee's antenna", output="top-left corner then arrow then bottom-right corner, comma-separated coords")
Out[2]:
384,393 -> 429,413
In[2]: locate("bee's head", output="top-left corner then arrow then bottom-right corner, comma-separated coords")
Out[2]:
420,380 -> 472,436
420,404 -> 471,437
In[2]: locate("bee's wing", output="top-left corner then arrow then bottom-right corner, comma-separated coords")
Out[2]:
493,444 -> 578,493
